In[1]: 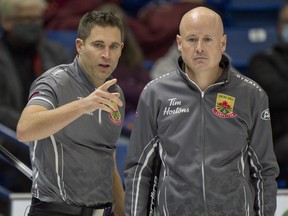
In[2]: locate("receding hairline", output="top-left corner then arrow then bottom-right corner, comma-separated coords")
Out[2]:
179,6 -> 224,35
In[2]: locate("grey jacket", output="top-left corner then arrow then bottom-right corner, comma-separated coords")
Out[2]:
27,58 -> 125,207
124,54 -> 279,216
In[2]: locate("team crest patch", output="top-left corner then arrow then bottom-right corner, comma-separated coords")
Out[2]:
261,109 -> 270,120
212,93 -> 237,118
109,110 -> 122,125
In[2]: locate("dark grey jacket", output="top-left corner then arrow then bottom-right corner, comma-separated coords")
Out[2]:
27,58 -> 125,207
124,54 -> 279,216
0,38 -> 71,130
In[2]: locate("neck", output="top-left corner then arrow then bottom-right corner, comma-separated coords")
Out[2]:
187,67 -> 223,91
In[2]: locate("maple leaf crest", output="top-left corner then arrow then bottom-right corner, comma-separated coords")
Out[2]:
216,100 -> 232,114
218,100 -> 231,109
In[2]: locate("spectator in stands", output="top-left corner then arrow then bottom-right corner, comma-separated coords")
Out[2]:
150,42 -> 179,79
99,3 -> 152,136
126,0 -> 205,61
44,0 -> 205,63
248,3 -> 288,188
121,0 -> 206,17
44,0 -> 120,30
0,0 -> 71,192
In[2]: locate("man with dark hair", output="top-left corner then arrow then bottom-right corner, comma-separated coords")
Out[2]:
17,10 -> 125,216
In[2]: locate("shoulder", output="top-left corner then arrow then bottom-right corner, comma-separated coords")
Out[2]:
137,70 -> 181,104
34,64 -> 71,85
230,69 -> 267,97
143,70 -> 177,91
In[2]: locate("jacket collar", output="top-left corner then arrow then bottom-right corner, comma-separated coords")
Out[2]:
176,53 -> 232,87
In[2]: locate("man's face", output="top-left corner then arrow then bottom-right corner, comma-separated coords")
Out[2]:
77,25 -> 123,86
2,6 -> 44,31
176,15 -> 226,73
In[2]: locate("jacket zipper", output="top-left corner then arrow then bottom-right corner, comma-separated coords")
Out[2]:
200,90 -> 208,216
186,74 -> 226,215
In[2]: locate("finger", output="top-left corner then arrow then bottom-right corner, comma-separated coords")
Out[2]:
98,103 -> 115,113
100,98 -> 120,113
104,98 -> 121,112
96,91 -> 123,107
111,93 -> 123,107
98,78 -> 117,91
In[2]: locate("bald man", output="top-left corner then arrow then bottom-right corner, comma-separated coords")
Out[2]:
124,6 -> 279,216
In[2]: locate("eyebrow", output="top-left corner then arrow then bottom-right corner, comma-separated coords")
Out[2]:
92,40 -> 121,46
186,34 -> 213,38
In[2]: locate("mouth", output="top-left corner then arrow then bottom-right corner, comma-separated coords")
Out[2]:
98,63 -> 110,70
194,56 -> 207,61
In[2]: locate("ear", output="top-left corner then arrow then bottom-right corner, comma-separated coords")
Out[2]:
221,34 -> 227,53
176,34 -> 182,52
76,38 -> 84,54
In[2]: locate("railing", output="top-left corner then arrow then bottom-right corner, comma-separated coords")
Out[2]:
0,123 -> 32,179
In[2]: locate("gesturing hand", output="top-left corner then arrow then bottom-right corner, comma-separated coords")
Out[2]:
83,78 -> 123,114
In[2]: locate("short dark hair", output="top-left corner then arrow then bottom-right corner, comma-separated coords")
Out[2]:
77,10 -> 124,42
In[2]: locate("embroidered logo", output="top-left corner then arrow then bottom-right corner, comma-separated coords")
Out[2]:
109,110 -> 122,125
212,93 -> 237,118
261,109 -> 270,120
163,98 -> 190,116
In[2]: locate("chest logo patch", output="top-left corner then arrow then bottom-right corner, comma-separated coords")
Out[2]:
212,93 -> 237,118
109,110 -> 122,125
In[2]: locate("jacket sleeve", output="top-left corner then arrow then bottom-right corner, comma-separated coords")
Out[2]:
248,93 -> 279,216
124,90 -> 159,216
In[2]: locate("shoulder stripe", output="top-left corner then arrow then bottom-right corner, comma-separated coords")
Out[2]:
29,97 -> 55,109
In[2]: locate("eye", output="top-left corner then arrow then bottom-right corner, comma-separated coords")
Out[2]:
204,37 -> 213,42
94,43 -> 104,49
110,44 -> 120,50
187,38 -> 197,43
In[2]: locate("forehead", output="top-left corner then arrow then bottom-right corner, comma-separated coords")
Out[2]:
87,25 -> 122,43
183,22 -> 218,37
181,14 -> 220,37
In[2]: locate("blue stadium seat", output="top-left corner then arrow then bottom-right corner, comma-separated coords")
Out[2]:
222,0 -> 284,27
225,26 -> 278,74
46,30 -> 78,56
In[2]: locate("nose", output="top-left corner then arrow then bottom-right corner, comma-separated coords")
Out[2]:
101,48 -> 110,59
196,41 -> 204,53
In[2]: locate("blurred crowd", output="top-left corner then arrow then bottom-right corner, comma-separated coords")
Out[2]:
0,0 -> 288,198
